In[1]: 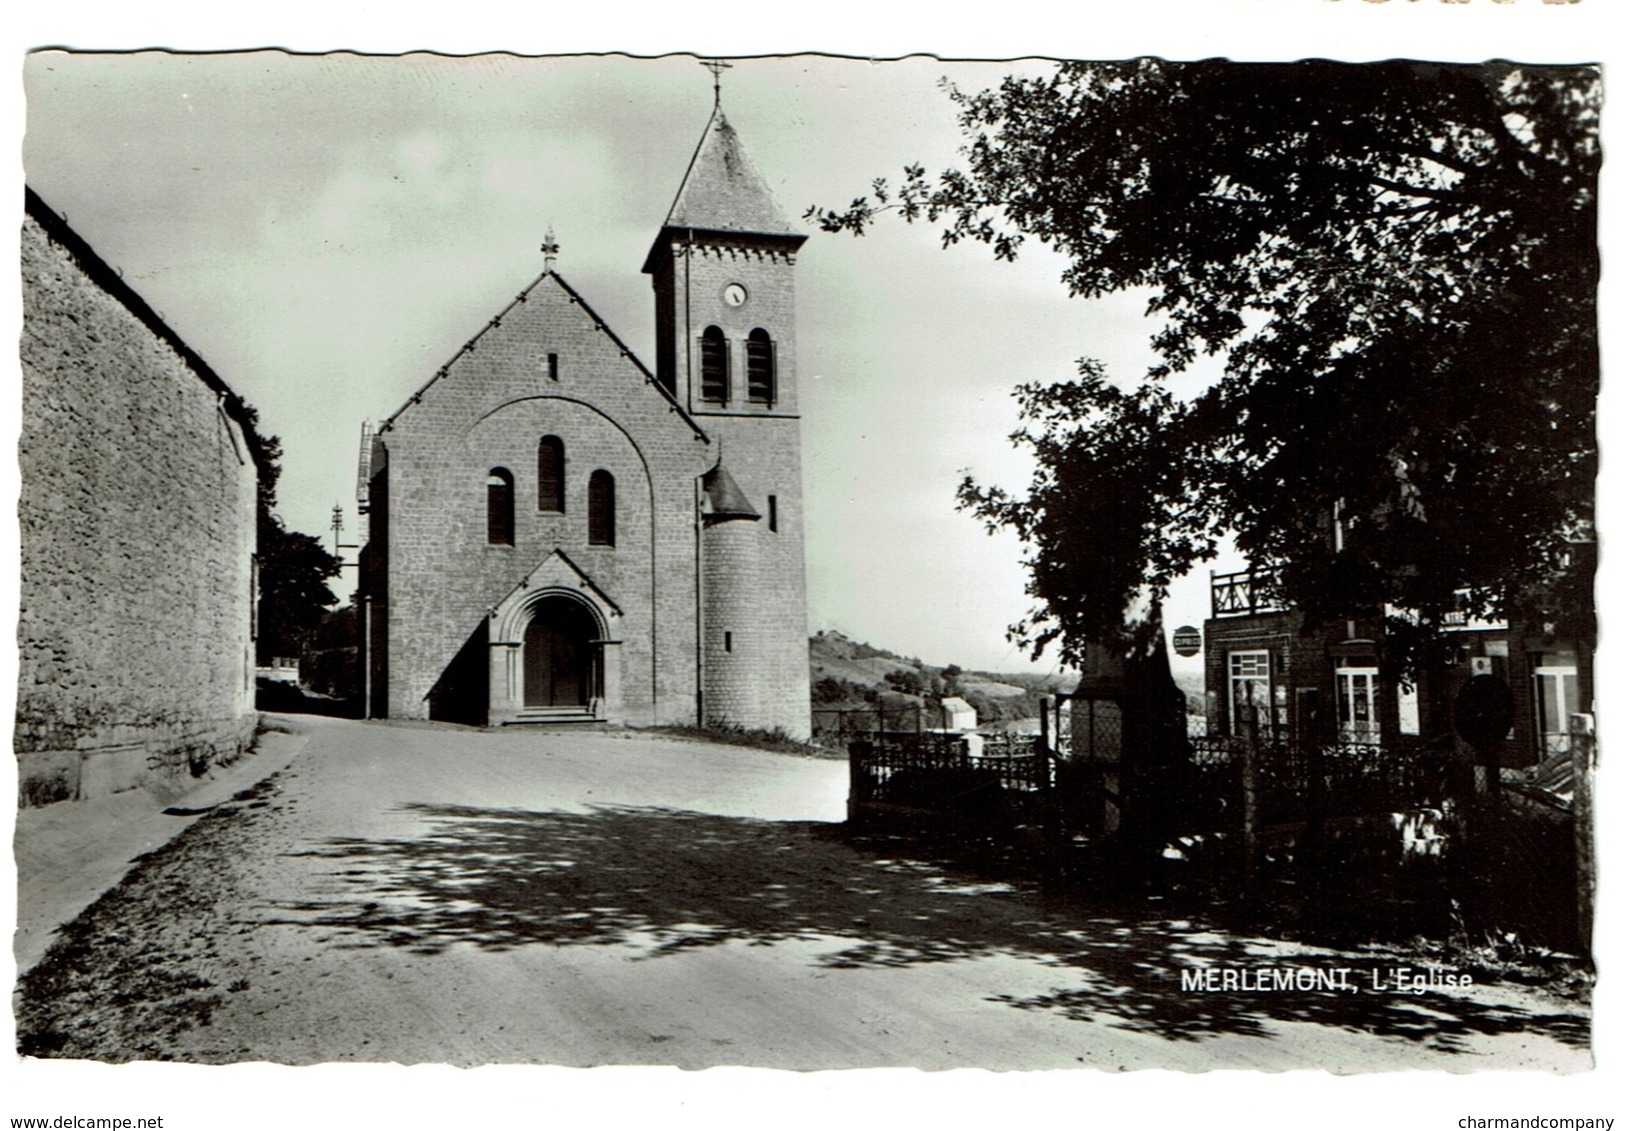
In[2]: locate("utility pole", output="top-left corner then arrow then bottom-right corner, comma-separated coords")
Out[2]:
331,503 -> 359,562
331,503 -> 368,720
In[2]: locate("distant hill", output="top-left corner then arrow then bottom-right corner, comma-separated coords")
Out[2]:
1174,670 -> 1209,734
806,630 -> 920,689
810,629 -> 1210,734
1172,670 -> 1206,704
809,630 -> 1073,727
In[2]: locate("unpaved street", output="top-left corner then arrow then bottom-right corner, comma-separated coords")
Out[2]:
16,716 -> 1591,1069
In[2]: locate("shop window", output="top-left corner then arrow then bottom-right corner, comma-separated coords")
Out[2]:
1228,650 -> 1271,736
1334,659 -> 1380,746
1532,652 -> 1580,759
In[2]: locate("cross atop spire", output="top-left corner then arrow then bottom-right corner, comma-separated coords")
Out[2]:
700,58 -> 731,108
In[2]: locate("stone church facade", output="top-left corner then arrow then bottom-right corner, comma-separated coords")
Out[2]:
358,103 -> 812,738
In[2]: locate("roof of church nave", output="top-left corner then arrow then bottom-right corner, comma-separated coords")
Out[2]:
376,268 -> 706,442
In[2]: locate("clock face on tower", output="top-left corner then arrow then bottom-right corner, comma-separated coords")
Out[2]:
723,282 -> 748,307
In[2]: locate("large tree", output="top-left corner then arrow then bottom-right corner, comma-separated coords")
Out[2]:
243,408 -> 343,665
812,60 -> 1598,671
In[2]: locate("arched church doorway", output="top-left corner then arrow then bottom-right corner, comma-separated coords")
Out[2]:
522,595 -> 600,709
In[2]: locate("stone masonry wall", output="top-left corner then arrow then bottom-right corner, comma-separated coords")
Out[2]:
701,517 -> 761,727
17,204 -> 257,806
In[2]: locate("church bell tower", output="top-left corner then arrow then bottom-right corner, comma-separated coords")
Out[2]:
642,69 -> 812,738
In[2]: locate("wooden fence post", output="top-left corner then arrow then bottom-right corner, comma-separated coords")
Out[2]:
1302,734 -> 1324,927
847,740 -> 873,824
1572,713 -> 1596,962
1239,705 -> 1260,903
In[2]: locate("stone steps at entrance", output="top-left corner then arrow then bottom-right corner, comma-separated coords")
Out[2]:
502,707 -> 603,728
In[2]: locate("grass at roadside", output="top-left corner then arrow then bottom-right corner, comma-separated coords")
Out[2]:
632,722 -> 844,760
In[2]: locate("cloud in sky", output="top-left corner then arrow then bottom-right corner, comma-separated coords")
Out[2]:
22,51 -> 1227,675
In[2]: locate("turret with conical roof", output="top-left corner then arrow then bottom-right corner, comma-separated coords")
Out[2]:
700,458 -> 761,523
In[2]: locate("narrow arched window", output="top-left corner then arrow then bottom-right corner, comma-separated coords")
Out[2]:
538,435 -> 565,512
588,469 -> 615,547
746,328 -> 775,407
700,326 -> 729,405
487,468 -> 514,545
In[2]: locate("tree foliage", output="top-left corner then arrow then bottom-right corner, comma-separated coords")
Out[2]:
884,667 -> 926,697
811,60 -> 1598,668
243,404 -> 342,664
257,518 -> 341,664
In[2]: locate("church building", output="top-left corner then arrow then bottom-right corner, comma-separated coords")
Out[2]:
357,95 -> 812,739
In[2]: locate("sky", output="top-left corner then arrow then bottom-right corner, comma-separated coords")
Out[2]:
6,4 -> 1621,1128
21,50 -> 1237,678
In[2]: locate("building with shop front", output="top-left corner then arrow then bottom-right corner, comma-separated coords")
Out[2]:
1202,560 -> 1593,775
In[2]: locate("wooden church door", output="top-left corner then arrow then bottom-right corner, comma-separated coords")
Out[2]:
523,598 -> 594,708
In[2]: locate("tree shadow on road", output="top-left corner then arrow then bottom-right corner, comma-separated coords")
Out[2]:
264,802 -> 1590,1055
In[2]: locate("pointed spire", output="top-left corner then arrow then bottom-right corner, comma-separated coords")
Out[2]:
642,71 -> 807,275
659,94 -> 801,239
540,227 -> 559,271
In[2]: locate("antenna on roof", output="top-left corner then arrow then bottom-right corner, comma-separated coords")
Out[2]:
700,58 -> 731,109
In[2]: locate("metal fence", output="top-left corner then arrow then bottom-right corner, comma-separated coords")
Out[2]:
850,713 -> 1459,831
1185,733 -> 1451,827
844,705 -> 1585,952
813,705 -> 928,746
847,731 -> 1051,826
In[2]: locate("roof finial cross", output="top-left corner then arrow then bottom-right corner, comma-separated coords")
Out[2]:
700,58 -> 731,109
540,226 -> 559,271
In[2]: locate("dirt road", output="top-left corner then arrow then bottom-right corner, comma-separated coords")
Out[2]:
15,715 -> 1591,1069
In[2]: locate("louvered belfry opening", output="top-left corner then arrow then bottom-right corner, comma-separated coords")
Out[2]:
700,326 -> 729,404
746,328 -> 775,406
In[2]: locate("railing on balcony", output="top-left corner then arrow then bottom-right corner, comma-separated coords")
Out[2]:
1441,601 -> 1507,633
1210,568 -> 1287,619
